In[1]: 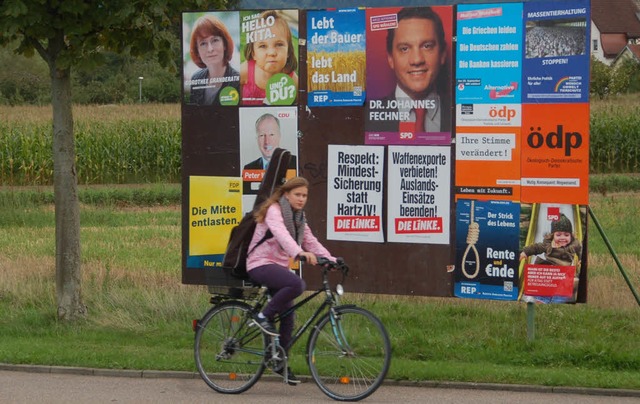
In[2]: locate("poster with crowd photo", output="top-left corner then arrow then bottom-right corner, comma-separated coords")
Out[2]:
387,145 -> 451,244
520,102 -> 589,205
187,176 -> 242,269
454,126 -> 521,202
454,199 -> 520,300
240,10 -> 299,106
183,11 -> 241,106
455,3 -> 523,127
307,8 -> 366,106
364,6 -> 453,146
326,145 -> 384,242
522,0 -> 590,103
519,203 -> 586,303
239,106 -> 298,209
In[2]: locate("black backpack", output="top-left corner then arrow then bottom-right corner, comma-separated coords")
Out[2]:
222,148 -> 292,279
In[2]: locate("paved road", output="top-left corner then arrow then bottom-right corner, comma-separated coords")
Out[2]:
1,368 -> 639,404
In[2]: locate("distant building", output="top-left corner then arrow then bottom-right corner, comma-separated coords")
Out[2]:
591,0 -> 640,65
612,43 -> 640,67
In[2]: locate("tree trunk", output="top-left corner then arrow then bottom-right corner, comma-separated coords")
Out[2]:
50,61 -> 86,321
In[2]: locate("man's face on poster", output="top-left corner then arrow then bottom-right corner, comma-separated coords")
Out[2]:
256,116 -> 282,161
387,17 -> 446,100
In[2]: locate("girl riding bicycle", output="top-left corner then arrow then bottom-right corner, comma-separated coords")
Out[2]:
246,176 -> 336,384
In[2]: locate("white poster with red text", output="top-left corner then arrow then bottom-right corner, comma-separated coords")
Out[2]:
387,145 -> 451,244
327,145 -> 384,242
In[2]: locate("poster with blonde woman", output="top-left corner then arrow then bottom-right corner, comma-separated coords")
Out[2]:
183,12 -> 241,106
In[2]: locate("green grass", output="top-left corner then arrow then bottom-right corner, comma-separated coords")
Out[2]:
0,184 -> 638,390
590,173 -> 640,194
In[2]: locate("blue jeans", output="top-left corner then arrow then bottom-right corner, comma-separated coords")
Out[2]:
248,264 -> 306,351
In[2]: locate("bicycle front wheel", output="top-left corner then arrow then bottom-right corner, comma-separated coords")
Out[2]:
306,306 -> 391,401
194,301 -> 266,394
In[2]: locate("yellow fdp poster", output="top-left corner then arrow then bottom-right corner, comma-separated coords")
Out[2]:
187,176 -> 242,268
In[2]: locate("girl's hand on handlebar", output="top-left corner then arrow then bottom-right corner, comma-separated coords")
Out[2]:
299,256 -> 349,274
298,251 -> 318,265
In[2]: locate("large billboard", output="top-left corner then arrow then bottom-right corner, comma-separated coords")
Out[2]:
181,1 -> 590,302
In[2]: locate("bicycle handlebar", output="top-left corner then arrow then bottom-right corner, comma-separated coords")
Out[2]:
298,256 -> 349,275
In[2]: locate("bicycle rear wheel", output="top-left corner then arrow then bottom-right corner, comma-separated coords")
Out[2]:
306,306 -> 391,401
194,301 -> 266,394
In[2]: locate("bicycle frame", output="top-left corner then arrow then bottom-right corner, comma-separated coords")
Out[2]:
255,269 -> 343,352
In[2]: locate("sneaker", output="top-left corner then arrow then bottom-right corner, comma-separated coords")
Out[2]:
251,315 -> 278,336
275,366 -> 301,385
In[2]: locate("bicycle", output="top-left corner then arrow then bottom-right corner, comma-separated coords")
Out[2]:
193,258 -> 391,401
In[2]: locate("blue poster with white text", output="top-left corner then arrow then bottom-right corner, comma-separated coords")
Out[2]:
522,0 -> 590,103
455,199 -> 520,300
455,3 -> 523,104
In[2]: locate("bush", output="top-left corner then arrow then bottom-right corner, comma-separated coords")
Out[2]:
0,47 -> 179,106
610,58 -> 640,95
590,56 -> 611,100
0,50 -> 50,105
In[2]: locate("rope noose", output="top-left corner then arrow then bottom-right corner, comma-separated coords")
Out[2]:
461,200 -> 480,279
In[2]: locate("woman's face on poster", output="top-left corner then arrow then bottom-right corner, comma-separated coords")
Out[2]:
197,35 -> 226,69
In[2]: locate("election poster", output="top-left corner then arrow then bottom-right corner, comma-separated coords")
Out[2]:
521,103 -> 589,204
519,203 -> 586,303
239,106 -> 298,209
455,3 -> 523,104
187,176 -> 242,269
387,145 -> 451,244
364,6 -> 453,146
327,145 -> 384,242
455,3 -> 523,127
455,199 -> 520,300
522,0 -> 590,103
307,8 -> 366,106
183,11 -> 241,106
455,126 -> 521,201
239,10 -> 299,106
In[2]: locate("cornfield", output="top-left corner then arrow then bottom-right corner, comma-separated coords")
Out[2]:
589,101 -> 640,174
0,104 -> 181,185
0,99 -> 638,186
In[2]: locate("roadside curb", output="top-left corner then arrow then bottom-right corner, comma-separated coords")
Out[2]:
1,363 -> 639,398
397,380 -> 640,398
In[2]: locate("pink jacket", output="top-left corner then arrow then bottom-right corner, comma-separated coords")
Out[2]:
246,203 -> 335,271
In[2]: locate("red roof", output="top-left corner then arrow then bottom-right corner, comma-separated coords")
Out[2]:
601,33 -> 630,57
592,0 -> 640,37
627,44 -> 640,59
